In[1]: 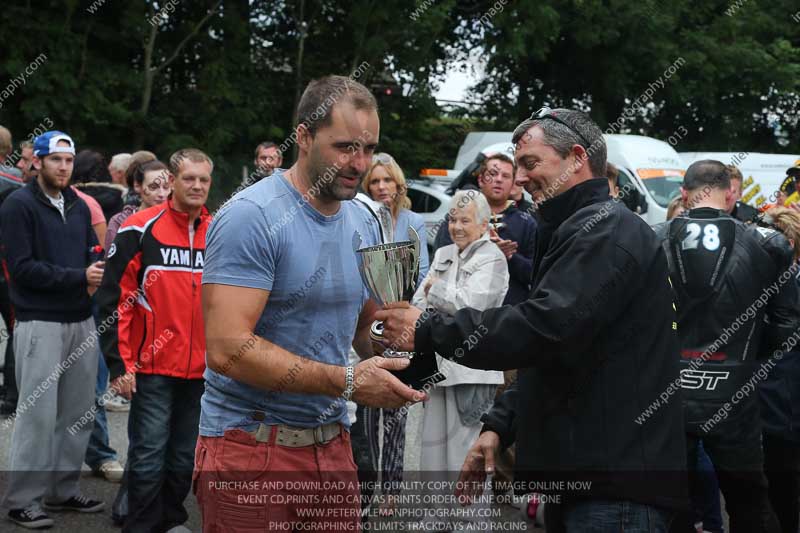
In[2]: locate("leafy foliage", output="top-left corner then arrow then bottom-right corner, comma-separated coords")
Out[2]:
1,0 -> 798,208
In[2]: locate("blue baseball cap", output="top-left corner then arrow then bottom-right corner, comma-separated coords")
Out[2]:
33,131 -> 75,158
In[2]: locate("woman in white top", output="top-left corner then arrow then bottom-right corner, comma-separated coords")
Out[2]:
411,190 -> 509,529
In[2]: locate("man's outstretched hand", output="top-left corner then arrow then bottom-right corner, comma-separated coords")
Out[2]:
374,302 -> 423,353
351,356 -> 428,408
455,430 -> 501,506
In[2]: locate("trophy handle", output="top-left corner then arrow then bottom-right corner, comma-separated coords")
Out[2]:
407,226 -> 421,287
378,206 -> 394,243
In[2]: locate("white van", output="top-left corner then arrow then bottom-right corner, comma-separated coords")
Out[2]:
605,134 -> 685,225
679,152 -> 800,210
413,131 -> 685,227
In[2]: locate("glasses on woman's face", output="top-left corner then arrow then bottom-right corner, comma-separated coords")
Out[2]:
372,153 -> 395,165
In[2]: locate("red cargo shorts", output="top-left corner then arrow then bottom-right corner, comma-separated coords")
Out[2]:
193,424 -> 361,533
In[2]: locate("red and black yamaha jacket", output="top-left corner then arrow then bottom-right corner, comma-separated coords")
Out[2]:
98,198 -> 210,381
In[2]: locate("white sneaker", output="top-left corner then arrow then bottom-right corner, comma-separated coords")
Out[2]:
104,393 -> 130,412
95,460 -> 124,483
166,526 -> 192,533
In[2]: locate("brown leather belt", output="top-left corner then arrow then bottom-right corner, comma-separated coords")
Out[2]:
249,422 -> 342,447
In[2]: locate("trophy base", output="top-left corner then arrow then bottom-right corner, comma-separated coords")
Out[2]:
370,321 -> 444,390
370,321 -> 412,357
392,353 -> 445,391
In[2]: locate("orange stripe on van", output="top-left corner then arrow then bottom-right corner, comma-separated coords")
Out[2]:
637,168 -> 685,180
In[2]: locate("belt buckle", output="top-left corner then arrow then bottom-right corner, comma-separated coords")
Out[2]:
313,425 -> 325,445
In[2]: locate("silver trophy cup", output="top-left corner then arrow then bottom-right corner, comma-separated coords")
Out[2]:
356,227 -> 421,358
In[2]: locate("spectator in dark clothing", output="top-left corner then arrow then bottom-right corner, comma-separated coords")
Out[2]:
378,109 -> 688,532
72,150 -> 126,221
0,132 -> 23,416
0,130 -> 105,529
654,161 -> 798,533
70,149 -> 127,483
758,206 -> 800,533
433,153 -> 537,306
0,271 -> 17,417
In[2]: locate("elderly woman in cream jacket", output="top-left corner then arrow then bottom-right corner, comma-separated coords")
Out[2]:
411,189 -> 509,475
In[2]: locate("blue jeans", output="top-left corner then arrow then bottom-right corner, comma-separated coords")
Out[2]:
125,374 -> 203,533
694,441 -> 724,533
560,499 -> 673,533
84,302 -> 117,470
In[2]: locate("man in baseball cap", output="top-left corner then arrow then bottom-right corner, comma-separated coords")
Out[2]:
32,130 -> 75,157
778,170 -> 800,208
0,130 -> 105,528
787,161 -> 800,179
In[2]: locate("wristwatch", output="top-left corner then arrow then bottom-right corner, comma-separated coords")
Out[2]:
342,365 -> 355,401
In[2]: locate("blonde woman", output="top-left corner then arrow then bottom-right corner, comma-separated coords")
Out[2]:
666,195 -> 686,220
362,153 -> 429,281
358,153 -> 429,515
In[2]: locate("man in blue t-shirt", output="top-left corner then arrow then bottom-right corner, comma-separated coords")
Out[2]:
195,75 -> 424,532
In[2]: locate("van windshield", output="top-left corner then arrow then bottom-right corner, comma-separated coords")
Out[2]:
638,169 -> 684,208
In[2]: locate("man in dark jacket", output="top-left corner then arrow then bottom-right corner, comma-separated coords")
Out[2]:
0,148 -> 23,417
654,161 -> 800,532
0,131 -> 106,529
378,108 -> 688,531
434,152 -> 537,305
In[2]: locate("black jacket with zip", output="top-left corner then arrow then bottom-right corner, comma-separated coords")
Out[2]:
0,179 -> 97,322
416,178 -> 689,511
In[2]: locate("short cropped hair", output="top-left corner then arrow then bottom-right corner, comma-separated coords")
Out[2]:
479,152 -> 516,176
169,148 -> 213,176
726,165 -> 743,183
512,109 -> 607,178
683,160 -> 730,192
297,75 -> 377,136
449,190 -> 491,228
110,153 -> 132,172
254,142 -> 280,159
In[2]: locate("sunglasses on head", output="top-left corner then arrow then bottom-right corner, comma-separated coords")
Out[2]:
372,153 -> 395,165
529,107 -> 591,148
